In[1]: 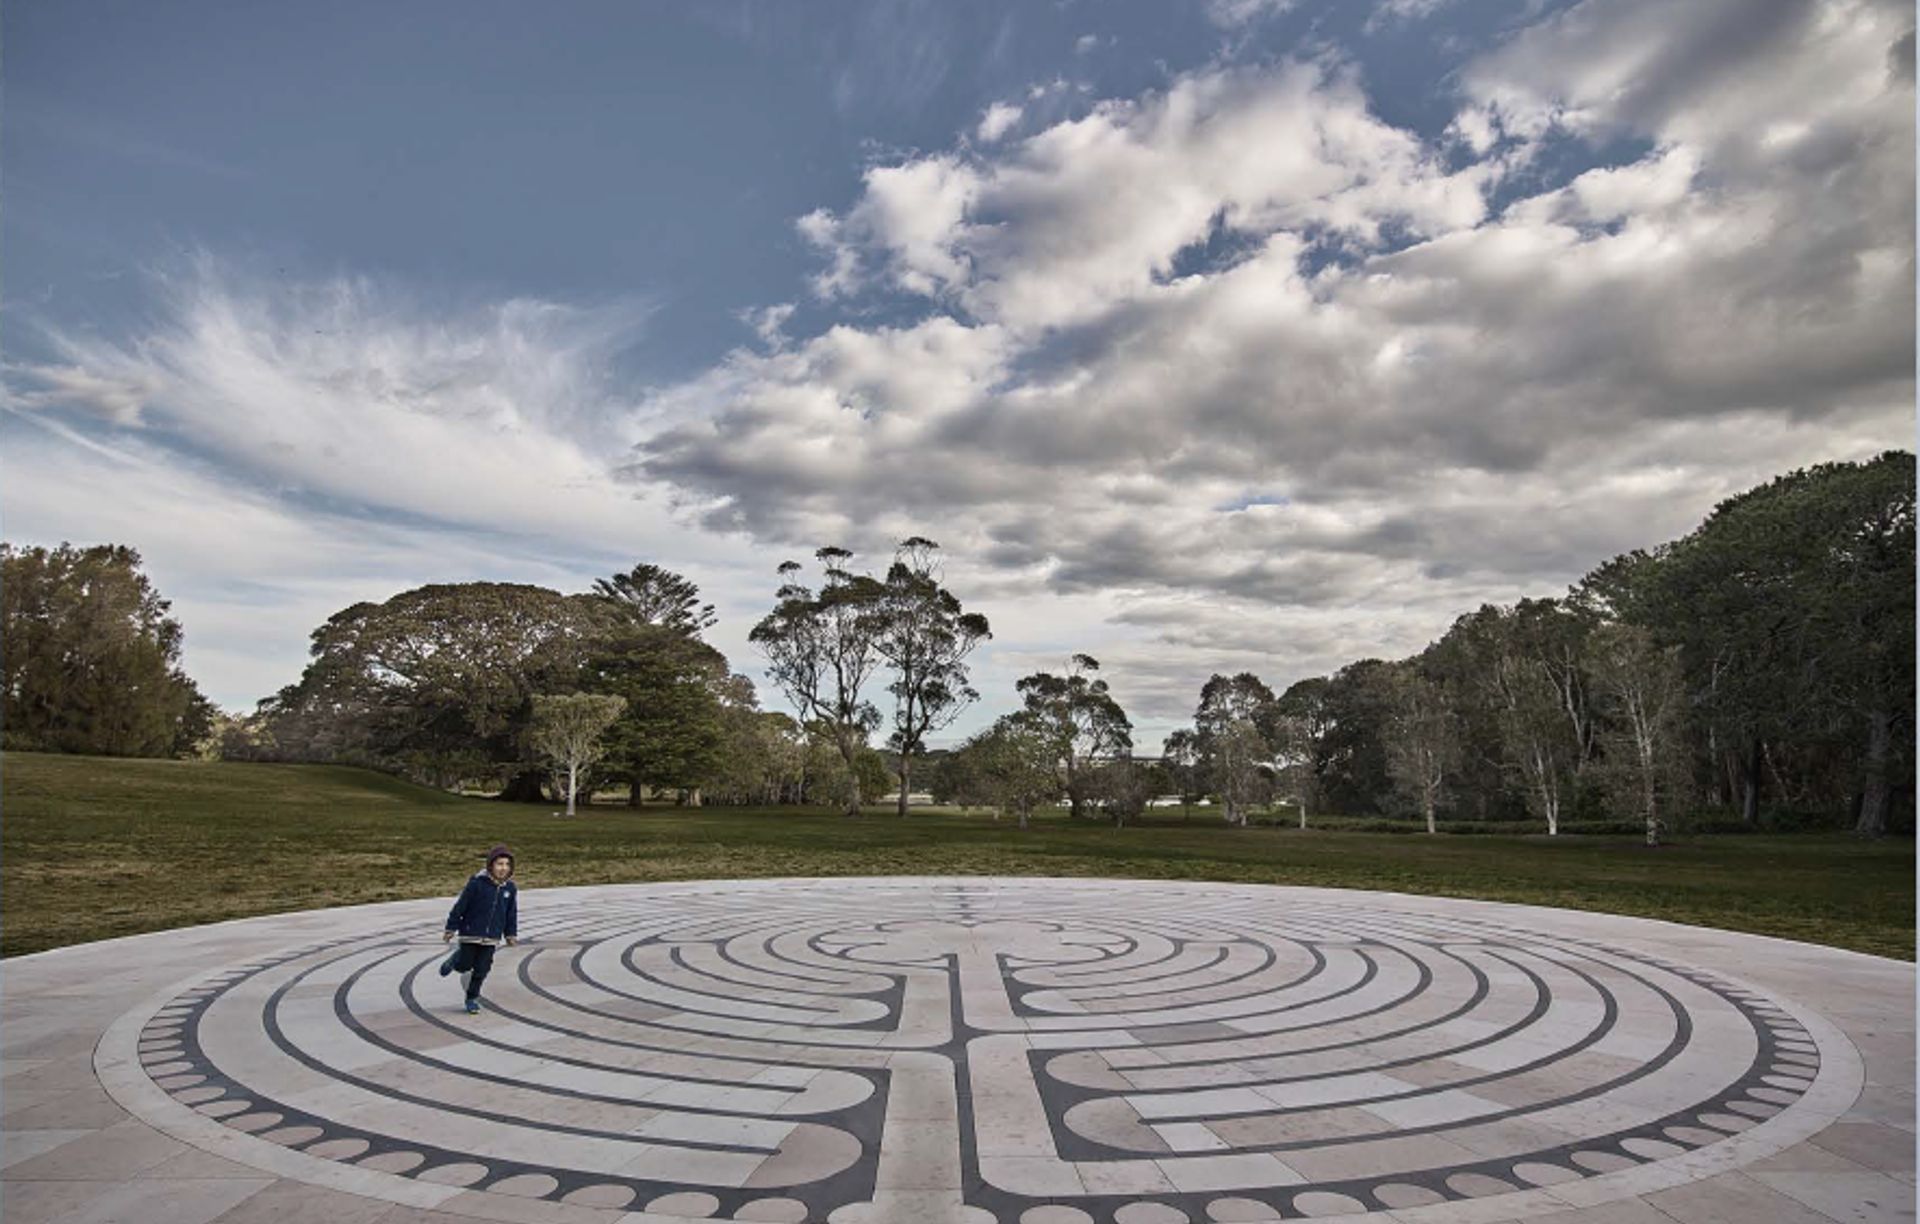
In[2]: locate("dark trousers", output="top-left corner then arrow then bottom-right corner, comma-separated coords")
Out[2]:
449,941 -> 497,999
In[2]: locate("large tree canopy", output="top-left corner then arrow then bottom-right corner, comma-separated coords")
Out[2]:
1,543 -> 212,757
256,582 -> 633,789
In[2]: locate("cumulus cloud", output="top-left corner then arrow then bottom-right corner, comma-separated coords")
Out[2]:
800,60 -> 1487,333
633,0 -> 1914,732
15,1 -> 1910,740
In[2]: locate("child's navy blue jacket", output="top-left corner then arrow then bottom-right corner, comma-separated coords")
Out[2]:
445,872 -> 517,942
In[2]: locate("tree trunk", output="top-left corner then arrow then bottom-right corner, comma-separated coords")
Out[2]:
1423,796 -> 1436,834
1855,710 -> 1892,837
498,769 -> 547,803
897,755 -> 912,818
1643,761 -> 1659,847
628,775 -> 644,808
1298,797 -> 1308,831
565,760 -> 578,817
1741,738 -> 1763,826
686,787 -> 703,808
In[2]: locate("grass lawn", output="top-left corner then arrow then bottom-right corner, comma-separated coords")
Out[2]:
3,752 -> 1912,959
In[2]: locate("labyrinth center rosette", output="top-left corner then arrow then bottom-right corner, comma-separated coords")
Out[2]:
97,879 -> 1859,1223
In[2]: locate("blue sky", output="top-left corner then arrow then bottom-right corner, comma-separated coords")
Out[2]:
4,0 -> 1913,745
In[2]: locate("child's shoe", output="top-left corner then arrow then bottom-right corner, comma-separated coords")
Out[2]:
438,950 -> 458,976
464,998 -> 482,1015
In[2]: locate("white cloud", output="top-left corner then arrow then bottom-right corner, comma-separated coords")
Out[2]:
5,362 -> 161,425
635,1 -> 1915,716
1,255 -> 791,709
976,101 -> 1023,143
14,1 -> 1912,732
1206,0 -> 1296,29
800,61 -> 1488,334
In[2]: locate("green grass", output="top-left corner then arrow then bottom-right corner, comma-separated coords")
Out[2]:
3,752 -> 1912,959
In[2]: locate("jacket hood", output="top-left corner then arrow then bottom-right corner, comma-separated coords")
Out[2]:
482,844 -> 514,879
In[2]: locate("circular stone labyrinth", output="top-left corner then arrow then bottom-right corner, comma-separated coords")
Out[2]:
96,879 -> 1862,1224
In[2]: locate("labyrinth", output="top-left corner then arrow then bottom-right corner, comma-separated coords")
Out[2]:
96,879 -> 1861,1223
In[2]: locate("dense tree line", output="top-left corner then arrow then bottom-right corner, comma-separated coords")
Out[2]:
1152,453 -> 1915,840
5,456 -> 1908,833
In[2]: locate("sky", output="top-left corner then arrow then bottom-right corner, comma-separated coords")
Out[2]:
3,0 -> 1913,748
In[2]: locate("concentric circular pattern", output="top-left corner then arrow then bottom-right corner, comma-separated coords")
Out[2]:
108,880 -> 1850,1222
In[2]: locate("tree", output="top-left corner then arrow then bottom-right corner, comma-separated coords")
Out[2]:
751,548 -> 888,817
1194,672 -> 1277,826
260,583 -> 629,795
1315,660 -> 1400,815
708,708 -> 807,805
1651,453 -> 1915,835
1383,668 -> 1460,834
1016,655 -> 1133,819
962,712 -> 1061,829
592,563 -> 717,637
1160,729 -> 1201,818
801,722 -> 894,810
581,627 -> 731,804
1273,678 -> 1334,827
528,693 -> 627,816
1487,647 -> 1573,835
1586,624 -> 1686,846
872,538 -> 991,817
1,543 -> 211,758
1094,755 -> 1154,828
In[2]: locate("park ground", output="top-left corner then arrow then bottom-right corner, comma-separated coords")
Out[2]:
2,752 -> 1911,960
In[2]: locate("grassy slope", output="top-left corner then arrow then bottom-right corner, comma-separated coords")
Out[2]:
2,752 -> 1911,959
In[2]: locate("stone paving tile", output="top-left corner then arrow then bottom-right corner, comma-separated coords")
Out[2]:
2,1175 -> 274,1224
0,1127 -> 95,1169
1812,1123 -> 1917,1175
1645,1170 -> 1849,1224
1,1082 -> 130,1128
4,1117 -> 187,1180
5,879 -> 1913,1224
206,1179 -> 402,1224
1747,1172 -> 1917,1224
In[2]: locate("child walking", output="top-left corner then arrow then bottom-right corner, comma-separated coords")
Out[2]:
439,844 -> 518,1014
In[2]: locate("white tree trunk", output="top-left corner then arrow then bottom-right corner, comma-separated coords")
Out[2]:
566,759 -> 579,817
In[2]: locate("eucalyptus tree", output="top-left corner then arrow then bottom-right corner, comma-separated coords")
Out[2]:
1016,654 -> 1133,819
1487,647 -> 1574,835
528,693 -> 627,816
750,548 -> 887,817
1383,667 -> 1460,834
1272,677 -> 1332,827
1586,623 -> 1686,846
873,538 -> 991,816
1193,672 -> 1277,826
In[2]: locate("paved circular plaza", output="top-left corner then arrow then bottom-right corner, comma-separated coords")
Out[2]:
6,879 -> 1913,1224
